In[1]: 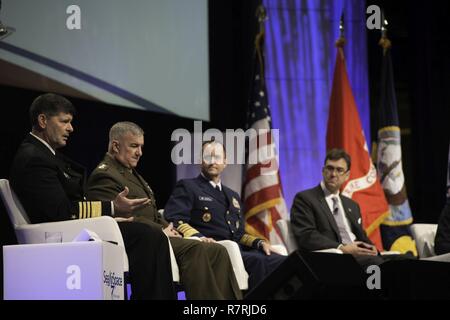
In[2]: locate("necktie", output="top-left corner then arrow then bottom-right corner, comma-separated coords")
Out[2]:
331,196 -> 353,244
215,185 -> 221,192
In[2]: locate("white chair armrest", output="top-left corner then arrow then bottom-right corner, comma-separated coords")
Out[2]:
165,235 -> 180,282
421,253 -> 450,262
15,216 -> 123,244
216,240 -> 249,290
271,244 -> 288,256
14,216 -> 128,272
314,248 -> 344,254
380,251 -> 401,256
410,223 -> 438,258
186,236 -> 202,241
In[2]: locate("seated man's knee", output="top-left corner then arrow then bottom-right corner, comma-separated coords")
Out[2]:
191,242 -> 231,263
205,242 -> 229,257
131,222 -> 166,244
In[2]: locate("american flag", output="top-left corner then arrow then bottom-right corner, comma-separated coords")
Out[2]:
243,20 -> 288,246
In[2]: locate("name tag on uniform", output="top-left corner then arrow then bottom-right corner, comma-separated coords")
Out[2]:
199,196 -> 213,202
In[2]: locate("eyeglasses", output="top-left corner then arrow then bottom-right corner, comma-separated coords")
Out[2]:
323,165 -> 348,176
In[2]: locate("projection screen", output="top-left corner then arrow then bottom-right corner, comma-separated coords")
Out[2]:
0,0 -> 209,120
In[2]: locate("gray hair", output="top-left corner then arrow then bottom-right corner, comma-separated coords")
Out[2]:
108,121 -> 144,151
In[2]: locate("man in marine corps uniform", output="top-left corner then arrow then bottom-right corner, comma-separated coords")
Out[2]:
164,140 -> 286,291
87,122 -> 242,300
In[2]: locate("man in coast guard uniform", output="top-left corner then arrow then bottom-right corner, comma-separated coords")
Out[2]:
164,140 -> 286,291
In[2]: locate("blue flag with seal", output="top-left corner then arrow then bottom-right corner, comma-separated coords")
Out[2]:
375,32 -> 417,255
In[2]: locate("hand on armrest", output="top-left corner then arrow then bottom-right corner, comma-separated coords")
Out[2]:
340,241 -> 378,256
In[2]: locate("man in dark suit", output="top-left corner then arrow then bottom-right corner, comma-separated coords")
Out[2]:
435,154 -> 450,255
86,122 -> 242,300
9,93 -> 175,299
290,148 -> 386,267
164,140 -> 285,291
435,200 -> 450,255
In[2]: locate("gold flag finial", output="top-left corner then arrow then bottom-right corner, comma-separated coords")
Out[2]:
378,11 -> 391,54
256,4 -> 267,24
336,12 -> 346,48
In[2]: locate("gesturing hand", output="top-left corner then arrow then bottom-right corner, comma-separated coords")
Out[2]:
113,186 -> 151,217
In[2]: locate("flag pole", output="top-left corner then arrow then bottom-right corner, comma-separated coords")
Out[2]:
379,12 -> 391,55
255,4 -> 267,88
373,12 -> 391,161
336,12 -> 346,58
245,4 -> 268,131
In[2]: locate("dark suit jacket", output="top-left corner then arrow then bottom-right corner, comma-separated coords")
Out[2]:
290,185 -> 372,251
435,200 -> 450,255
164,175 -> 262,248
10,134 -> 111,223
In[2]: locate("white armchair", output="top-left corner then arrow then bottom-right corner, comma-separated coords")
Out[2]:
411,223 -> 437,258
409,223 -> 450,262
158,209 -> 250,290
410,223 -> 438,258
215,240 -> 249,290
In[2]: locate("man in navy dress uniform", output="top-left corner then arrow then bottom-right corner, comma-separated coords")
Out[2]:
164,140 -> 285,291
10,93 -> 175,300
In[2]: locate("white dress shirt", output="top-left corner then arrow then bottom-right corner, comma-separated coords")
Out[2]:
201,172 -> 222,191
30,132 -> 56,155
320,181 -> 356,244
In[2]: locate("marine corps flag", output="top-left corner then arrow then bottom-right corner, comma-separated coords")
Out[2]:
375,33 -> 417,255
326,35 -> 389,250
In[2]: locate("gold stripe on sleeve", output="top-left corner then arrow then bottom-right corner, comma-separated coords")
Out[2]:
177,223 -> 201,238
91,201 -> 102,217
240,233 -> 259,247
83,201 -> 87,219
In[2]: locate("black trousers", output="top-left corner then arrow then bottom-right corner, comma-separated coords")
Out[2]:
118,221 -> 175,300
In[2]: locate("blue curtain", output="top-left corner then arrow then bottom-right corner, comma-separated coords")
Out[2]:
264,0 -> 370,211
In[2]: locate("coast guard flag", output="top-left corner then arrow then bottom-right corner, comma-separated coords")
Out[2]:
376,36 -> 417,255
326,38 -> 389,250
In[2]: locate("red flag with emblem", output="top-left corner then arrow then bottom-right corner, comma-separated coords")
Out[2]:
326,39 -> 389,250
